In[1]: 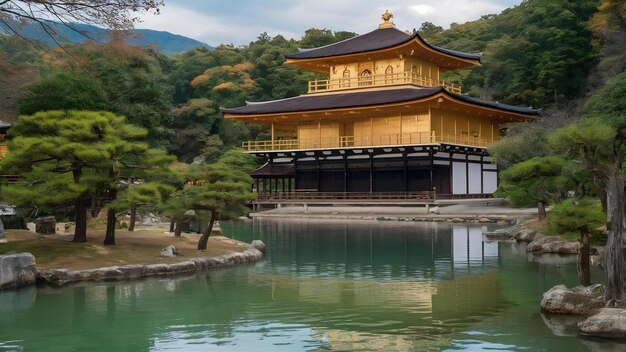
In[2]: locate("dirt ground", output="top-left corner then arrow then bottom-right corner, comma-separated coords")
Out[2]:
0,225 -> 251,270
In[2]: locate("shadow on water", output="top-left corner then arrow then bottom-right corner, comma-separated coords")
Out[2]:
0,218 -> 623,351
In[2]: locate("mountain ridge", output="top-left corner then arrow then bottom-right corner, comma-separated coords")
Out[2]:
3,20 -> 213,55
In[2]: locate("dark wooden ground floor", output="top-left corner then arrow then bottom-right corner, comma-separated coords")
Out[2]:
250,144 -> 498,197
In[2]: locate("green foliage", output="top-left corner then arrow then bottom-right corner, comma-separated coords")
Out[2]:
428,0 -> 600,107
583,70 -> 626,129
489,123 -> 550,167
545,198 -> 606,244
18,71 -> 108,114
0,110 -> 170,240
162,151 -> 256,225
496,156 -> 571,207
39,43 -> 174,144
299,29 -> 357,48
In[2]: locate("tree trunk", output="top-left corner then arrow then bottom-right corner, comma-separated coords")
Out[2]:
603,171 -> 625,305
103,207 -> 116,245
578,229 -> 591,287
174,222 -> 182,237
73,195 -> 88,243
128,205 -> 137,232
197,212 -> 216,250
538,200 -> 546,221
72,167 -> 87,243
103,181 -> 118,246
169,220 -> 175,233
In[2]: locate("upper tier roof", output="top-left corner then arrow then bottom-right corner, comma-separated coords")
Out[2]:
285,27 -> 481,62
222,87 -> 540,117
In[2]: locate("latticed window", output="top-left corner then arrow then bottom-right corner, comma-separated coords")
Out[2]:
342,69 -> 350,87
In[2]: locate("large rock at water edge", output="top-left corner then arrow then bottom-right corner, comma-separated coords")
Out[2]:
0,253 -> 37,289
541,284 -> 604,315
527,235 -> 578,254
35,216 -> 56,235
160,245 -> 179,257
578,308 -> 626,338
251,240 -> 265,253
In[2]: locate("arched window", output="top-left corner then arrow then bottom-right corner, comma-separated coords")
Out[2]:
359,69 -> 372,86
343,69 -> 350,78
385,65 -> 394,84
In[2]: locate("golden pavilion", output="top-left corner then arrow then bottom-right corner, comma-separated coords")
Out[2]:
223,12 -> 539,200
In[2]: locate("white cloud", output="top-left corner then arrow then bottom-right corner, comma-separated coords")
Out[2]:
137,0 -> 520,46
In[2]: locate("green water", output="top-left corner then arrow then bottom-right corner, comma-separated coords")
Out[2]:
1,219 -> 624,351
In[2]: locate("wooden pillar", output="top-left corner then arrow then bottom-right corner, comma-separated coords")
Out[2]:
294,156 -> 299,190
403,152 -> 408,192
255,178 -> 260,194
465,153 -> 469,196
288,177 -> 292,192
449,151 -> 453,196
316,157 -> 321,192
480,155 -> 484,195
429,148 -> 434,192
343,156 -> 348,193
274,177 -> 278,193
369,154 -> 374,193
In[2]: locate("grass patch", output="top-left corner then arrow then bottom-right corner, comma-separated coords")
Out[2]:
0,237 -> 95,262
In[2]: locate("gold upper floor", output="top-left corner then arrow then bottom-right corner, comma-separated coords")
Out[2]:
307,63 -> 461,94
242,107 -> 502,152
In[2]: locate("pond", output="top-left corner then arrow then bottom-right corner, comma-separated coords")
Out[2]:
0,219 -> 622,351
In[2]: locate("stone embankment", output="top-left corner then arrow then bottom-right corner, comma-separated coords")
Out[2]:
483,223 -> 591,256
38,246 -> 263,286
1,241 -> 265,289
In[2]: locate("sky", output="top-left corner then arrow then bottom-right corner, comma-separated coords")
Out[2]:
136,0 -> 524,46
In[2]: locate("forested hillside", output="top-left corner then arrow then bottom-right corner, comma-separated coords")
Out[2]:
1,0 -> 623,165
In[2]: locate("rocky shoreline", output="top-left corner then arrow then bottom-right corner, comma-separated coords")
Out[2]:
487,222 -> 626,339
1,241 -> 265,289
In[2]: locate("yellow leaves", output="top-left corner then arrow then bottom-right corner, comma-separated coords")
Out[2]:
212,82 -> 237,91
190,73 -> 209,87
190,62 -> 256,92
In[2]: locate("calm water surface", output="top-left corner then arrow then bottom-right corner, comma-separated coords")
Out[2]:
1,219 -> 623,351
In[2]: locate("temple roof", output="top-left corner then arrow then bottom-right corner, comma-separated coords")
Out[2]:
285,27 -> 481,62
222,87 -> 540,116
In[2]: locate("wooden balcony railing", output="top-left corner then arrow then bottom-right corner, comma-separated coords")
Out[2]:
257,191 -> 435,202
242,132 -> 494,152
307,72 -> 462,94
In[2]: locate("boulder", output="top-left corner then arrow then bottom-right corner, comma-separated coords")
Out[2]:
251,240 -> 266,253
450,218 -> 464,223
0,253 -> 37,290
160,245 -> 179,257
211,227 -> 223,236
515,228 -> 537,242
527,235 -> 579,254
578,308 -> 626,339
541,284 -> 604,315
35,216 -> 55,235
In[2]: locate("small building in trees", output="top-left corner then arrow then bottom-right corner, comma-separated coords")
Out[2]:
223,12 -> 540,200
0,121 -> 10,157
